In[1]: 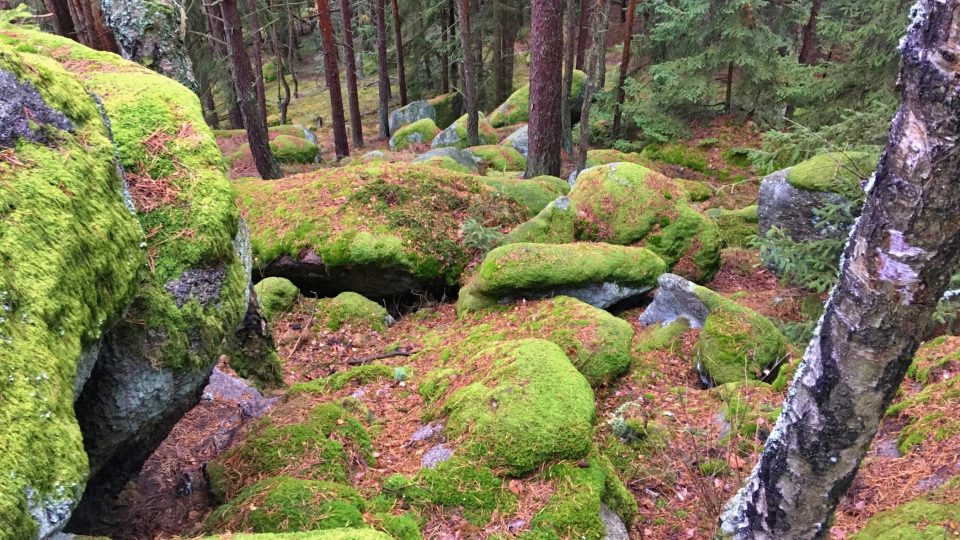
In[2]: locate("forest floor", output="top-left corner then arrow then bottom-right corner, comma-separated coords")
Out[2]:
94,45 -> 960,540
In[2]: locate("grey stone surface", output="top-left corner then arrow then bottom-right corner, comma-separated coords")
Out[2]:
0,68 -> 74,148
430,121 -> 464,149
421,444 -> 454,469
410,422 -> 444,443
389,130 -> 425,151
362,150 -> 387,161
499,282 -> 652,310
638,273 -> 709,329
413,147 -> 480,173
601,504 -> 630,540
388,100 -> 436,133
500,124 -> 528,157
758,168 -> 853,243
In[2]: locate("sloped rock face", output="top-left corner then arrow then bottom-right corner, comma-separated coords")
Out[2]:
0,24 -> 260,537
430,113 -> 499,149
500,124 -> 528,156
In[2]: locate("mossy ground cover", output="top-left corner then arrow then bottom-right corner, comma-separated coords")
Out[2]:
466,145 -> 526,172
435,114 -> 499,148
488,70 -> 586,128
234,162 -> 528,286
476,175 -> 567,217
313,292 -> 391,332
785,151 -> 878,197
584,149 -> 651,168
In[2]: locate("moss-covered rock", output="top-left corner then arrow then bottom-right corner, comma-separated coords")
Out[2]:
271,134 -> 318,164
431,114 -> 499,149
388,100 -> 437,134
488,70 -> 587,128
235,162 -> 527,299
888,371 -> 960,455
0,37 -> 145,537
639,143 -> 710,174
1,21 -> 251,533
207,399 -> 374,499
708,205 -> 759,249
314,292 -> 391,332
785,151 -> 878,197
388,118 -> 440,151
205,530 -> 393,539
457,242 -> 667,313
426,92 -> 463,129
477,175 -> 568,217
206,476 -> 366,533
503,196 -> 578,244
254,277 -> 299,321
640,274 -> 789,386
569,162 -> 721,282
584,149 -> 649,168
441,339 -> 596,475
466,145 -> 526,171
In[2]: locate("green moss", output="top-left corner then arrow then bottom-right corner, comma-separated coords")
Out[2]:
635,318 -> 690,354
419,156 -> 473,173
710,205 -> 759,248
209,401 -> 374,497
427,92 -> 462,129
679,179 -> 713,201
640,143 -> 710,174
698,458 -> 730,477
457,242 -> 666,314
467,145 -> 526,171
291,365 -> 397,394
583,149 -> 650,168
693,286 -> 789,385
389,118 -> 440,151
389,458 -> 516,526
503,198 -> 577,244
255,277 -> 299,321
712,381 -> 782,441
0,40 -> 146,536
786,151 -> 878,197
523,456 -> 637,539
569,162 -> 720,282
270,124 -> 311,138
370,512 -> 422,540
205,476 -> 366,533
314,292 -> 390,332
448,114 -> 499,147
236,162 -> 528,287
204,531 -> 392,540
891,374 -> 960,455
443,340 -> 596,475
488,70 -> 586,128
477,175 -> 568,217
851,483 -> 960,540
271,134 -> 318,164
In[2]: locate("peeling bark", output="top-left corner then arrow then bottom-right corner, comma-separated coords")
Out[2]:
717,2 -> 960,537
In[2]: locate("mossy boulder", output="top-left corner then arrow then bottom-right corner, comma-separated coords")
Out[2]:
568,162 -> 721,282
639,143 -> 710,174
477,175 -> 568,217
584,149 -> 649,168
205,476 -> 366,533
235,162 -> 528,300
426,92 -> 463,129
207,399 -> 374,499
254,277 -> 300,321
412,147 -> 479,173
504,196 -> 578,244
500,124 -> 528,157
0,38 -> 145,538
388,100 -> 437,134
466,145 -> 526,171
488,70 -> 587,128
313,292 -> 392,332
758,152 -> 878,274
640,274 -> 789,386
231,134 -> 318,165
441,339 -> 596,475
708,205 -> 759,248
457,242 -> 667,313
1,22 -> 252,533
430,114 -> 498,149
388,118 -> 440,151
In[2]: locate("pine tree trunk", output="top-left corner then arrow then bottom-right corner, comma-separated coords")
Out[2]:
316,0 -> 350,159
220,0 -> 282,179
456,0 -> 480,146
493,0 -> 520,106
560,0 -> 577,154
374,0 -> 392,138
525,0 -> 564,178
718,2 -> 960,537
203,0 -> 244,128
575,0 -> 608,172
575,0 -> 589,69
448,0 -> 459,90
798,0 -> 823,66
440,9 -> 450,93
266,0 -> 291,125
340,0 -> 364,148
611,0 -> 636,137
724,61 -> 734,113
285,2 -> 300,98
391,0 -> 408,106
246,0 -> 268,124
44,0 -> 77,40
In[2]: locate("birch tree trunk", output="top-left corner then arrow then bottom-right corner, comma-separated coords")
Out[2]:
718,2 -> 960,537
220,0 -> 282,179
525,0 -> 564,178
315,0 -> 350,159
456,0 -> 480,147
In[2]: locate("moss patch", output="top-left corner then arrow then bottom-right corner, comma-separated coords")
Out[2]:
584,149 -> 650,168
314,292 -> 390,332
889,373 -> 960,455
204,529 -> 393,539
488,70 -> 586,128
709,205 -> 759,249
477,175 -> 568,217
786,151 -> 878,197
467,145 -> 526,172
850,481 -> 960,540
426,92 -> 462,129
255,277 -> 299,321
457,242 -> 666,314
389,118 -> 440,151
